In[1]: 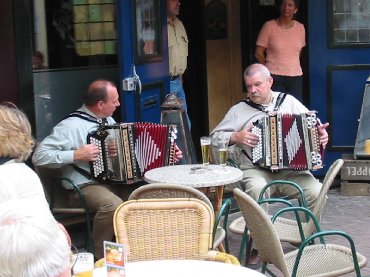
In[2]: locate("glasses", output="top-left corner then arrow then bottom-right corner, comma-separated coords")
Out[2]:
218,139 -> 228,168
200,136 -> 211,167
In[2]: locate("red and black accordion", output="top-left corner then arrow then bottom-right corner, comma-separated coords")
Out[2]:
87,122 -> 177,183
251,112 -> 323,171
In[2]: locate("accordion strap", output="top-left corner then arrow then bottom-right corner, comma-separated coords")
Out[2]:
65,111 -> 107,125
73,164 -> 93,179
240,92 -> 287,112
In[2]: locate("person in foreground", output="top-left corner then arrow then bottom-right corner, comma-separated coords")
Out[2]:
210,63 -> 329,265
0,200 -> 71,277
0,103 -> 50,211
32,79 -> 182,260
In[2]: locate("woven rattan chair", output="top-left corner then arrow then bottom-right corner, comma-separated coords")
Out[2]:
233,188 -> 367,276
128,183 -> 230,252
113,198 -> 239,265
229,159 -> 345,262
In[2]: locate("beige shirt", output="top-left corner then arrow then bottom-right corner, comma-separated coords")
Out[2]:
168,17 -> 188,76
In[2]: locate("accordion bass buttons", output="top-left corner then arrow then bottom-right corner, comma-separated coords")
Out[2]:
306,113 -> 317,129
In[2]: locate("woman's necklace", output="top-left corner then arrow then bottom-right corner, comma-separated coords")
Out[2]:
277,19 -> 294,29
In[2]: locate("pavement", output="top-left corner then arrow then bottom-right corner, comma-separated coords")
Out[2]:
227,186 -> 370,276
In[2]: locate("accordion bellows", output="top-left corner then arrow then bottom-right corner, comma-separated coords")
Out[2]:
251,112 -> 322,171
87,122 -> 177,183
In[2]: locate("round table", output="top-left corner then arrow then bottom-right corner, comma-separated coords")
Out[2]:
93,259 -> 265,277
143,164 -> 243,216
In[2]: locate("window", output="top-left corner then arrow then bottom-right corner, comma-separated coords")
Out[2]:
329,0 -> 370,47
73,0 -> 117,56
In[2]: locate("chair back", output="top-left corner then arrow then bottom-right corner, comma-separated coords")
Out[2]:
309,159 -> 344,225
128,183 -> 213,209
113,198 -> 214,262
233,188 -> 290,276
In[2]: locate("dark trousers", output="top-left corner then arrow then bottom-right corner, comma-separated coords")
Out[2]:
271,74 -> 303,103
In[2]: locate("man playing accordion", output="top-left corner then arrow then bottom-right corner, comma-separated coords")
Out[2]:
32,80 -> 183,260
210,63 -> 329,265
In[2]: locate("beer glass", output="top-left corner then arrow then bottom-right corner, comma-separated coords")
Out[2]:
218,139 -> 228,167
72,252 -> 94,277
200,136 -> 211,166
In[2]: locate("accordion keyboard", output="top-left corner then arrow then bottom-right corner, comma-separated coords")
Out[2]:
252,125 -> 263,163
89,137 -> 104,178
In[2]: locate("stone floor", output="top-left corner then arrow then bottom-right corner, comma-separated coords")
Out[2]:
227,187 -> 370,276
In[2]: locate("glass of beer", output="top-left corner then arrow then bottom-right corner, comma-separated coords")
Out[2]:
72,252 -> 94,277
218,139 -> 228,168
200,136 -> 211,167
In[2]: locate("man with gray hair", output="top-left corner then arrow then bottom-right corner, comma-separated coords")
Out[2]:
210,63 -> 329,266
0,200 -> 71,277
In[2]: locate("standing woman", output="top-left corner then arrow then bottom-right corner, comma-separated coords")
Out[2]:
255,0 -> 305,102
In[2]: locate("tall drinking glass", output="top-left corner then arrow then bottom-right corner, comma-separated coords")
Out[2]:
200,136 -> 211,167
72,252 -> 94,277
218,139 -> 228,168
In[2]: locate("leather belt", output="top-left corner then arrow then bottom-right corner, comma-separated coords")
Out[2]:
170,75 -> 179,80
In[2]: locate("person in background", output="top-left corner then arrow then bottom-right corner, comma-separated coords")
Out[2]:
32,50 -> 47,70
255,0 -> 305,102
32,79 -> 183,260
0,103 -> 50,211
0,200 -> 71,277
167,0 -> 191,128
210,63 -> 329,266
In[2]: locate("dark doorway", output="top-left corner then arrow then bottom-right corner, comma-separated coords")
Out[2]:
240,0 -> 309,105
178,1 -> 208,162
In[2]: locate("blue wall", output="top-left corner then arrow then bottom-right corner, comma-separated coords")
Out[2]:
309,1 -> 370,174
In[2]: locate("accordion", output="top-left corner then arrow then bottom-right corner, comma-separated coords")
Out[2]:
251,112 -> 323,171
87,122 -> 177,183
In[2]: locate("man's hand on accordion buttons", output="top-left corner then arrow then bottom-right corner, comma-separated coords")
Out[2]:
318,121 -> 329,149
174,144 -> 183,163
231,126 -> 259,147
74,144 -> 101,162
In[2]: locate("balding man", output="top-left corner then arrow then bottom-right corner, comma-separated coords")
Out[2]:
33,80 -> 182,259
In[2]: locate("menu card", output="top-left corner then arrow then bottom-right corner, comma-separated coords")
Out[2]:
104,241 -> 126,276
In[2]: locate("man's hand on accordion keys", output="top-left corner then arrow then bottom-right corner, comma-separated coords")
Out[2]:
317,120 -> 330,149
231,125 -> 259,148
174,144 -> 183,163
73,144 -> 101,162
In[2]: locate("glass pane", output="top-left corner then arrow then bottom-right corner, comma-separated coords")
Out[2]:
32,0 -> 118,69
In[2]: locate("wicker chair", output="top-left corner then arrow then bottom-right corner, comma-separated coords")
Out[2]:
229,159 -> 344,262
233,188 -> 367,276
113,198 -> 239,265
128,183 -> 231,252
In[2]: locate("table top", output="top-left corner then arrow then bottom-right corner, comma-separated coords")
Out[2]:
93,259 -> 265,277
143,164 -> 243,188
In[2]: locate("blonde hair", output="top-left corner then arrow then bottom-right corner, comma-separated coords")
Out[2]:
0,103 -> 35,161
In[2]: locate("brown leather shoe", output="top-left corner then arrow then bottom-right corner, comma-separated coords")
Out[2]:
246,249 -> 262,269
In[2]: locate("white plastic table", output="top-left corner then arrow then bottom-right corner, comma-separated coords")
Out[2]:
93,259 -> 265,277
143,164 -> 243,216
